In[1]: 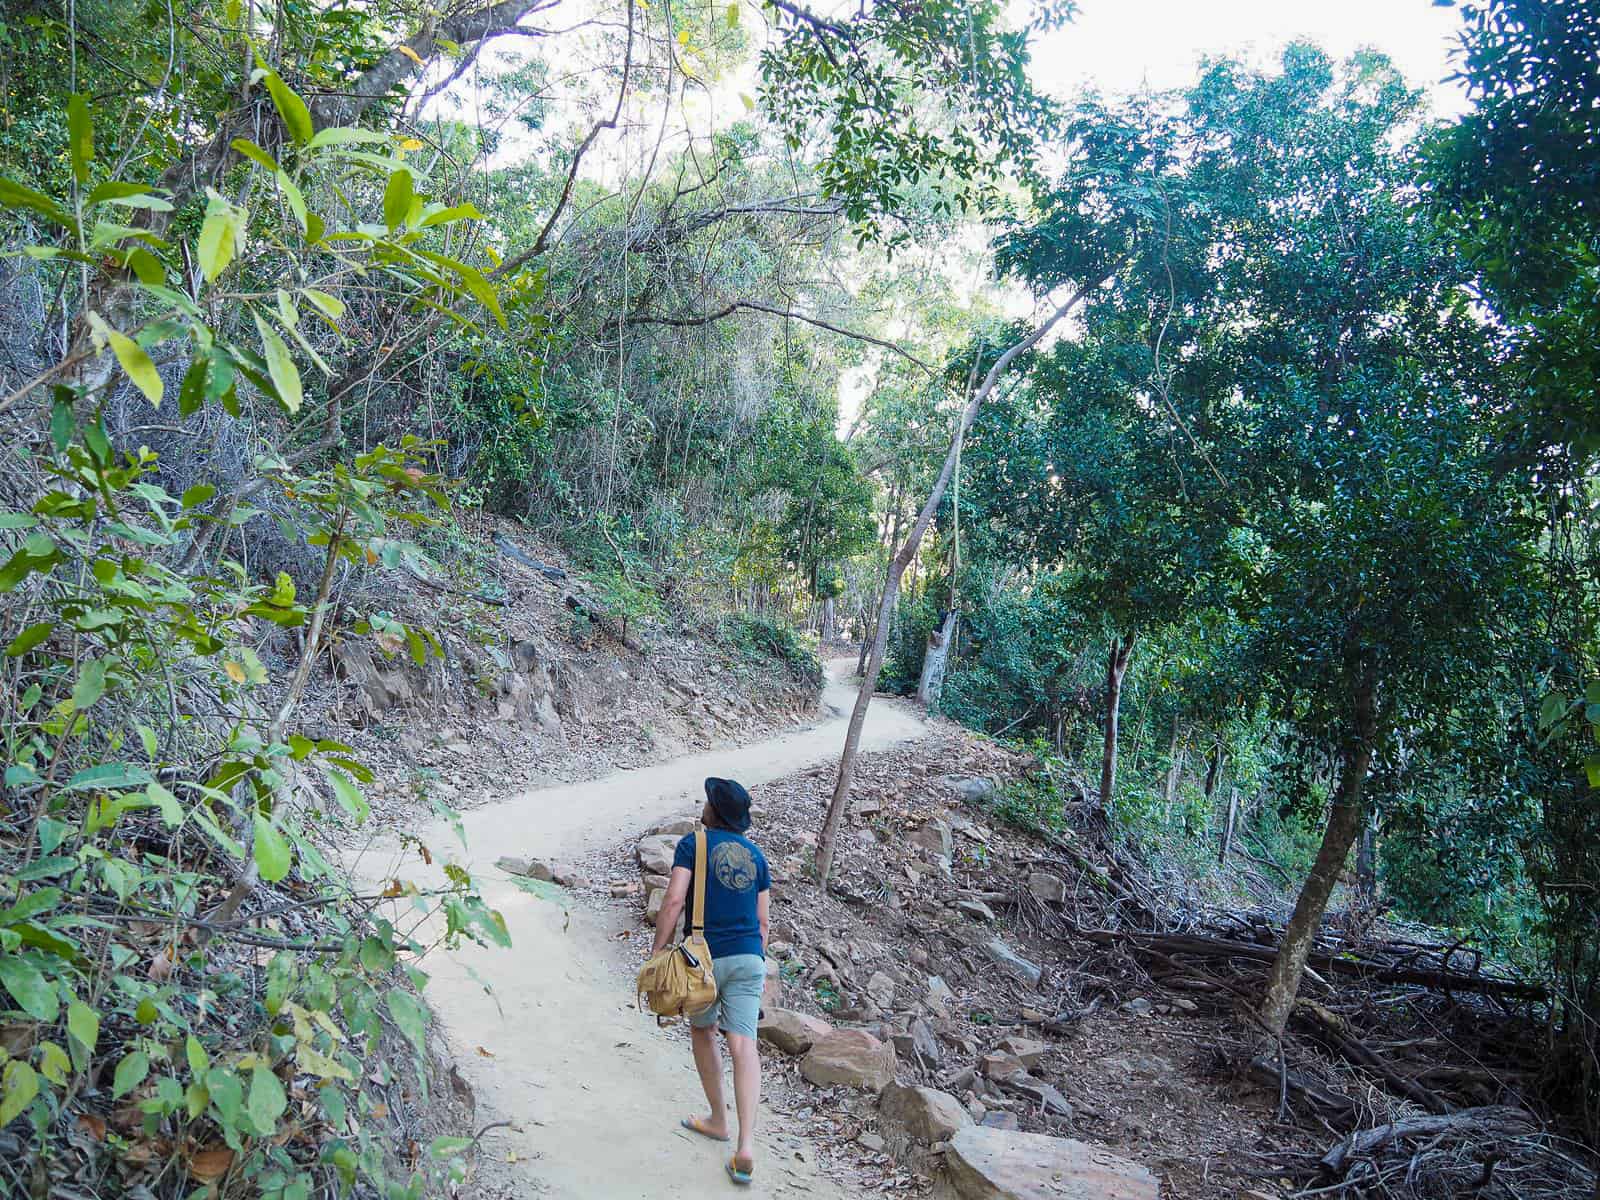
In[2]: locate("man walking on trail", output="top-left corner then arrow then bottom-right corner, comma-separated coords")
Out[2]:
650,777 -> 771,1187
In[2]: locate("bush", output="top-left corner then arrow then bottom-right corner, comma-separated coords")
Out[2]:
720,615 -> 823,689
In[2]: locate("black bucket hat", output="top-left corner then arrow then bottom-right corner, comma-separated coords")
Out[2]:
704,777 -> 752,833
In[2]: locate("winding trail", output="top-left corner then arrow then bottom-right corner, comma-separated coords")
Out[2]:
355,661 -> 924,1197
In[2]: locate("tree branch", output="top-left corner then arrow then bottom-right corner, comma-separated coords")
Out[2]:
624,299 -> 935,378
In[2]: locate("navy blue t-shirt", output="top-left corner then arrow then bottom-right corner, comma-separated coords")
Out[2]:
673,829 -> 770,960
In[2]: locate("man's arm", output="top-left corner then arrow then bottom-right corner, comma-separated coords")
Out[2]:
757,888 -> 770,956
650,866 -> 692,955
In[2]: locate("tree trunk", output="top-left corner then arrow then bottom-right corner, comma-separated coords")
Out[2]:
813,267 -> 1122,884
1163,713 -> 1184,816
1203,744 -> 1226,800
1355,811 -> 1378,903
821,595 -> 837,643
916,610 -> 958,707
1098,635 -> 1135,810
1219,787 -> 1240,866
1260,677 -> 1378,1037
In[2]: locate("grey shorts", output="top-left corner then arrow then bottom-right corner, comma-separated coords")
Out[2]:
690,953 -> 766,1040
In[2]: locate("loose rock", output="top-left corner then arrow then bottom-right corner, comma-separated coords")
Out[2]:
941,1127 -> 1159,1200
1026,872 -> 1066,903
800,1029 -> 897,1092
758,1009 -> 834,1056
984,939 -> 1042,987
636,834 -> 680,876
879,1083 -> 972,1155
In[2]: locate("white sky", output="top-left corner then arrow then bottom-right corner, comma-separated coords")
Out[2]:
1033,0 -> 1471,116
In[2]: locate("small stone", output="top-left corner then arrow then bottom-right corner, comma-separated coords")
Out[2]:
979,1052 -> 1025,1080
641,872 -> 670,892
909,819 -> 953,859
855,796 -> 882,817
909,945 -> 929,967
550,863 -> 587,888
610,880 -> 641,899
866,971 -> 897,1010
945,776 -> 998,803
1121,997 -> 1154,1016
892,1018 -> 943,1070
927,975 -> 955,1004
800,1030 -> 897,1092
1027,872 -> 1067,903
856,1132 -> 886,1153
984,940 -> 1042,987
495,857 -> 534,876
1171,997 -> 1199,1013
956,900 -> 996,923
645,887 -> 666,921
995,1036 -> 1047,1069
977,1111 -> 1019,1131
648,815 -> 700,837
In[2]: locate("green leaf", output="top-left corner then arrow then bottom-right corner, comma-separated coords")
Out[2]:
246,1064 -> 287,1135
253,813 -> 292,882
302,288 -> 345,322
6,622 -> 53,656
382,167 -> 414,231
0,955 -> 58,1021
416,202 -> 484,229
1585,755 -> 1600,789
429,1136 -> 474,1159
0,175 -> 74,229
197,193 -> 242,282
37,1041 -> 70,1086
0,1061 -> 39,1127
65,762 -> 152,791
71,658 -> 108,711
306,126 -> 390,151
106,326 -> 164,407
275,169 -> 308,233
67,94 -> 94,183
67,1001 -> 99,1058
113,1050 -> 150,1098
206,1067 -> 243,1128
386,990 -> 427,1055
125,247 -> 166,285
229,138 -> 278,171
185,1081 -> 209,1119
252,311 -> 302,414
262,71 -> 313,147
327,770 -> 369,823
186,1035 -> 210,1079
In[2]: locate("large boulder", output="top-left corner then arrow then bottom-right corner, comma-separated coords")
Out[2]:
636,834 -> 680,876
940,1128 -> 1159,1200
800,1030 -> 897,1092
879,1083 -> 971,1158
758,1009 -> 834,1056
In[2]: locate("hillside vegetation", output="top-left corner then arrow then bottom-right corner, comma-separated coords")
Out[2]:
0,0 -> 1598,1197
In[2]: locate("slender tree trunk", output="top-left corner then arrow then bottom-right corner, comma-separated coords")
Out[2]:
814,268 -> 1122,883
1355,812 -> 1379,903
1098,635 -> 1135,810
1163,713 -> 1184,816
916,609 -> 957,707
1203,743 -> 1226,800
1219,786 -> 1240,866
859,504 -> 902,676
821,595 -> 836,643
1260,678 -> 1378,1037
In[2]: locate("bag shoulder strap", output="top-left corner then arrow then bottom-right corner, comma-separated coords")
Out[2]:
690,828 -> 708,936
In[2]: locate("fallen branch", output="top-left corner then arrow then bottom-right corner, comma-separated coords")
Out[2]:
1319,1106 -> 1536,1176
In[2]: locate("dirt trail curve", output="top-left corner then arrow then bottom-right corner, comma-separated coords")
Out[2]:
352,660 -> 925,1198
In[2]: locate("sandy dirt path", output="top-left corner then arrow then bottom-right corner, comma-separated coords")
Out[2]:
353,661 -> 924,1198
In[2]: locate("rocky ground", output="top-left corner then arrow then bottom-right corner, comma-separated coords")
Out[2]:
291,517 -> 821,832
530,726 -> 1287,1199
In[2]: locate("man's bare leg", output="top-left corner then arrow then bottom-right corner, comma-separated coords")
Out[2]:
725,1031 -> 759,1171
689,1024 -> 730,1137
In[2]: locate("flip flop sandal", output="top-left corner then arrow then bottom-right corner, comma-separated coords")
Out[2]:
726,1158 -> 754,1186
681,1117 -> 730,1142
